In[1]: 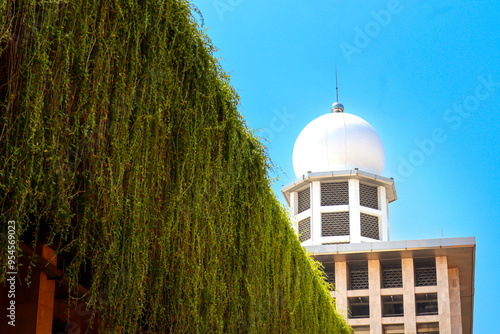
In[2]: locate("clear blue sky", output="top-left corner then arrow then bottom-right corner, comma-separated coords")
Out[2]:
191,0 -> 500,330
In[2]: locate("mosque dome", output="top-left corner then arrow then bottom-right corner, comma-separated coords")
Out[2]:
292,104 -> 385,178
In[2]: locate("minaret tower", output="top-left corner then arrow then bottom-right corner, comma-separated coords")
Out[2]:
282,102 -> 397,245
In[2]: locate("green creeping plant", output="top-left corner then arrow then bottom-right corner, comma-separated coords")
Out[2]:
0,0 -> 350,333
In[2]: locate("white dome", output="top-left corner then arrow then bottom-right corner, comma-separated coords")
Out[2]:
293,112 -> 385,178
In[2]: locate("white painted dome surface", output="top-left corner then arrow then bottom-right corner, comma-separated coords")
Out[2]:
293,112 -> 385,178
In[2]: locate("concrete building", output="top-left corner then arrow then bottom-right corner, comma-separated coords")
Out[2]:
282,102 -> 475,334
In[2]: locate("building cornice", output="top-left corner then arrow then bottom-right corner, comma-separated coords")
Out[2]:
281,169 -> 397,205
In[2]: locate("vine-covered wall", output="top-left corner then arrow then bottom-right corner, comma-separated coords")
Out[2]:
0,0 -> 350,332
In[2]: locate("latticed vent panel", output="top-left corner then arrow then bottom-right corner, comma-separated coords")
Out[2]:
321,182 -> 349,206
349,267 -> 369,290
298,217 -> 311,242
360,213 -> 379,240
415,266 -> 437,286
297,187 -> 310,213
324,271 -> 335,290
360,183 -> 378,209
382,267 -> 403,288
322,212 -> 350,236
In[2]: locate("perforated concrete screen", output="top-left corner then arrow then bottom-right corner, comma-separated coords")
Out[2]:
322,212 -> 350,236
298,217 -> 311,242
321,182 -> 349,206
324,270 -> 335,290
349,264 -> 369,290
360,213 -> 379,240
297,187 -> 310,213
360,183 -> 378,209
382,266 -> 403,288
415,266 -> 437,287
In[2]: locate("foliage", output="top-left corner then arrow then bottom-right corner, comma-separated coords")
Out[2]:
0,0 -> 350,332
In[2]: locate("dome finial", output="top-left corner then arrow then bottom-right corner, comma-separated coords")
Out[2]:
331,65 -> 343,113
331,102 -> 344,113
335,65 -> 339,103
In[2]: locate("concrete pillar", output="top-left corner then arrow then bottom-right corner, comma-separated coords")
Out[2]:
36,245 -> 57,333
378,186 -> 389,241
335,261 -> 348,319
348,179 -> 361,243
402,258 -> 416,334
448,268 -> 463,334
436,256 -> 452,334
368,260 -> 381,334
290,191 -> 298,235
290,191 -> 297,216
311,181 -> 322,245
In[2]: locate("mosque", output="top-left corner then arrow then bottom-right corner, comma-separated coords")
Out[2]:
282,102 -> 475,334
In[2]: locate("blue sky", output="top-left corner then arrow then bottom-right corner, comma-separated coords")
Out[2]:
191,0 -> 500,330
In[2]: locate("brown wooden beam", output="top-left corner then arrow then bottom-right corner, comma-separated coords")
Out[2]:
19,243 -> 89,297
35,245 -> 56,333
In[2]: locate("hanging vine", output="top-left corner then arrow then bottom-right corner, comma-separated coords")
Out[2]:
0,0 -> 350,333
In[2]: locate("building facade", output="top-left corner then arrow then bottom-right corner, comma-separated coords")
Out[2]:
282,103 -> 475,334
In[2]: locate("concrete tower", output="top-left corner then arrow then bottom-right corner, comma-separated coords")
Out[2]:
282,102 -> 397,245
282,101 -> 475,334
